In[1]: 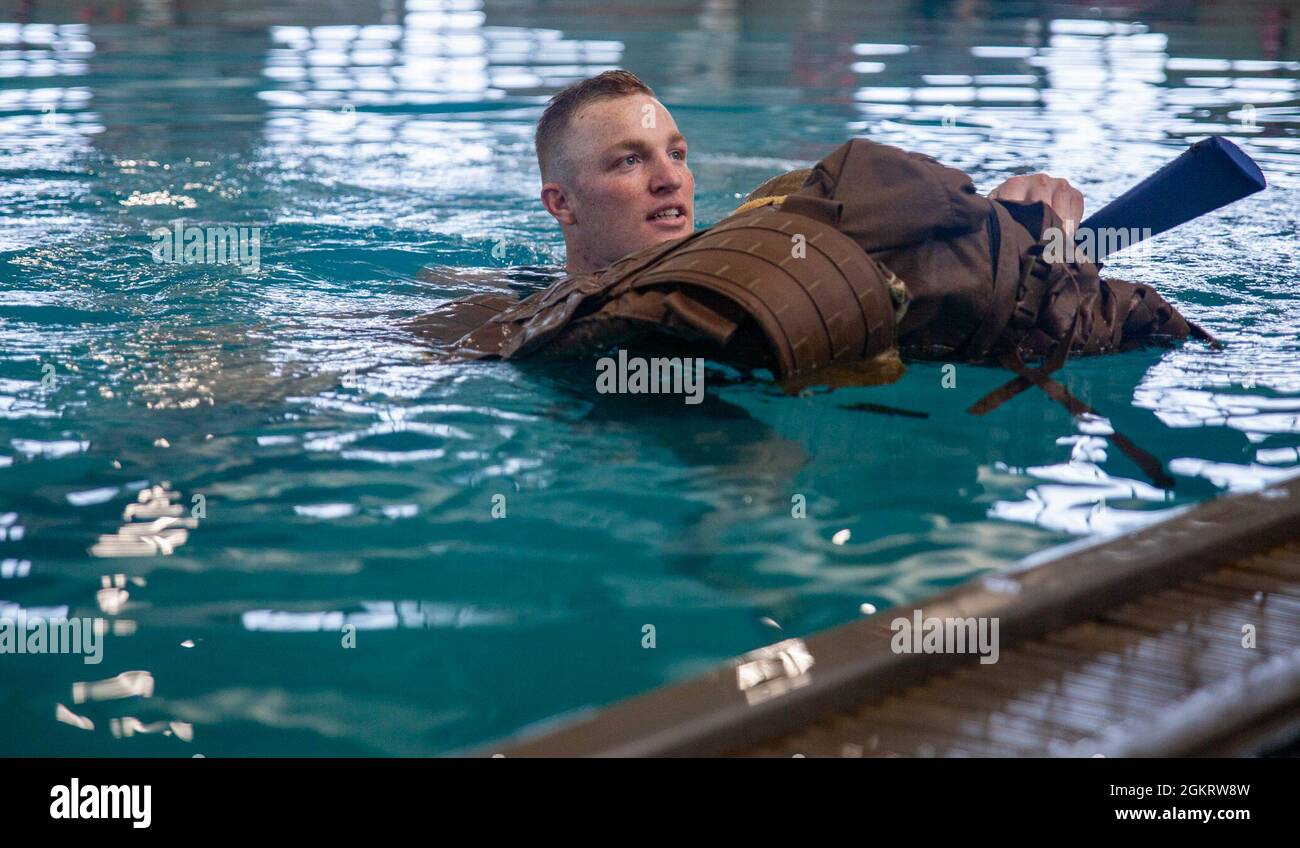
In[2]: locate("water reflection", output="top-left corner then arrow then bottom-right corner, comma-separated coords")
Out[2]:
90,484 -> 197,557
72,670 -> 155,703
242,600 -> 509,631
987,455 -> 1183,537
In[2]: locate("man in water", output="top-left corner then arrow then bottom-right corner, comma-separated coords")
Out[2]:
412,69 -> 1205,495
534,69 -> 1083,275
421,68 -> 1200,385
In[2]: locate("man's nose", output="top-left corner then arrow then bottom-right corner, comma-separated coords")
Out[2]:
647,152 -> 683,194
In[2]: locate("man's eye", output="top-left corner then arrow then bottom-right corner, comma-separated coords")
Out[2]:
671,150 -> 686,161
621,154 -> 639,166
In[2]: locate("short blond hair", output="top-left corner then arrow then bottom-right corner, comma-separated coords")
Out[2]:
535,70 -> 655,182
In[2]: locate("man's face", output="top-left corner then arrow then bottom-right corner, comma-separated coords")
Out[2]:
543,94 -> 694,272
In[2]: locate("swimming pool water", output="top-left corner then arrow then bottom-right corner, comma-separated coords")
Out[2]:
2,0 -> 1298,756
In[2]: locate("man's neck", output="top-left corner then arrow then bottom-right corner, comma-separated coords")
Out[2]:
562,235 -> 606,275
564,256 -> 601,275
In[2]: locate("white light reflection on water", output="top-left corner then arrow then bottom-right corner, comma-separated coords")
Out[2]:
242,600 -> 510,631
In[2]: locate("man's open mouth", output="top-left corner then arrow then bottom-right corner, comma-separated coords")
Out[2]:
648,205 -> 687,221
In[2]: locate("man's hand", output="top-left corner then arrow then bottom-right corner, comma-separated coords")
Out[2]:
989,174 -> 1084,239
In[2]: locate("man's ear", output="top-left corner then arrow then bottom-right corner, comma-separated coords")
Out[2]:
541,182 -> 578,226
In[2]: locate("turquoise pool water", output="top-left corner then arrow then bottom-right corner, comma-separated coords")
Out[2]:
1,0 -> 1298,756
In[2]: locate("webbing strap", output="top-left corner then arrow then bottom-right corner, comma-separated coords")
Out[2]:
967,313 -> 1077,416
966,315 -> 1174,489
998,348 -> 1175,490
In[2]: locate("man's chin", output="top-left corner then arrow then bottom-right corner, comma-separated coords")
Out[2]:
643,219 -> 693,244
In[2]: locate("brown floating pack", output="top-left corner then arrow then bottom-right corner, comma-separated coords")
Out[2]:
780,139 -> 1206,363
447,202 -> 902,379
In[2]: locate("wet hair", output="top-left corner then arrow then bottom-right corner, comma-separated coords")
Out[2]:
535,69 -> 655,183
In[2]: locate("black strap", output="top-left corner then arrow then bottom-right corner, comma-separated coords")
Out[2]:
985,205 -> 1002,291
